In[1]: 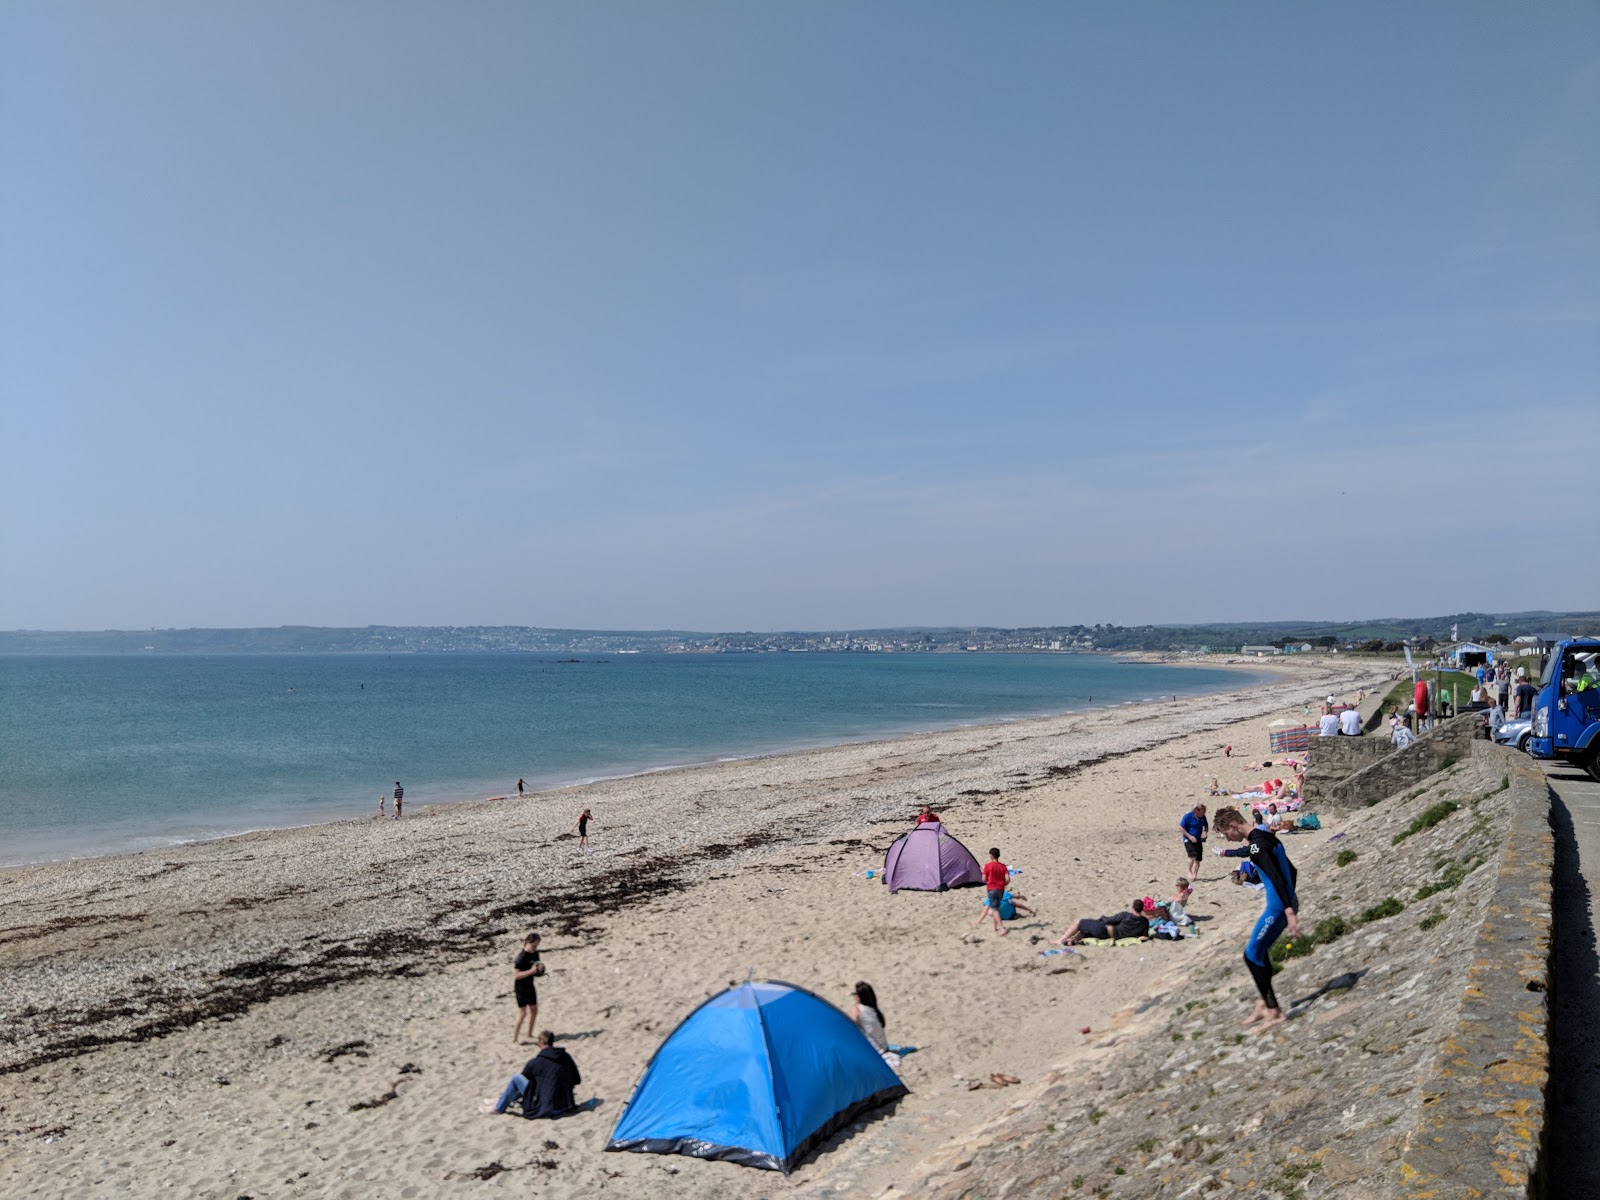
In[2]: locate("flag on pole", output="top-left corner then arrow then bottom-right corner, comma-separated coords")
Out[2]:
1451,623 -> 1459,641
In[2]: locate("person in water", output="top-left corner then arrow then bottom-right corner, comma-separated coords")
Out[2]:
1213,805 -> 1300,1031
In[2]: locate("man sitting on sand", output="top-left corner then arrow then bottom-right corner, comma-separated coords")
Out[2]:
483,1031 -> 582,1118
1054,899 -> 1150,946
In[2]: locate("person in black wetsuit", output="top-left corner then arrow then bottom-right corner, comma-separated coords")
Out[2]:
1214,806 -> 1301,1031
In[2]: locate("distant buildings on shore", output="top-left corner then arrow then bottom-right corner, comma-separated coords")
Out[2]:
4,617 -> 1595,657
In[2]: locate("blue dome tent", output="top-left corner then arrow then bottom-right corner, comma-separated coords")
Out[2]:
605,979 -> 907,1173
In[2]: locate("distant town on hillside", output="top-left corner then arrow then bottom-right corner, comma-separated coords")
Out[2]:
2,611 -> 1597,656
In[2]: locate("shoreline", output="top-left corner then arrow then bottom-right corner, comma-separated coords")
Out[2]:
1,658 -> 1275,873
0,655 -> 1389,1198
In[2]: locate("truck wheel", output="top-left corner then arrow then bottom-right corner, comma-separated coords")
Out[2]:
1586,749 -> 1600,785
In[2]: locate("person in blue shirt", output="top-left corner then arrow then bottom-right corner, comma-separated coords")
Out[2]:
1213,806 -> 1301,1032
1179,804 -> 1208,884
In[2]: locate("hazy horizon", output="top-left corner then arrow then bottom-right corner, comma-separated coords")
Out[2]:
5,3 -> 1596,631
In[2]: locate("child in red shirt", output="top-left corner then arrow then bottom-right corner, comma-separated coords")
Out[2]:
969,847 -> 1011,937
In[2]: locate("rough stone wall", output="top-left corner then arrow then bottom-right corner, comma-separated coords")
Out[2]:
840,743 -> 1551,1200
1394,741 -> 1552,1198
1301,736 -> 1394,806
1323,714 -> 1484,809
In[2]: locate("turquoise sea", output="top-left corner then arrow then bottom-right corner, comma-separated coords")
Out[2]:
0,653 -> 1250,867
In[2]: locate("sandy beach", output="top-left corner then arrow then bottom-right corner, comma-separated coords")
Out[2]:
0,657 -> 1392,1198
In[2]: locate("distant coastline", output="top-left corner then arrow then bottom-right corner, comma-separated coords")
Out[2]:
3,610 -> 1594,656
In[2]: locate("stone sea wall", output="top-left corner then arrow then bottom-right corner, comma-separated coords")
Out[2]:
1394,740 -> 1553,1198
861,741 -> 1553,1199
1319,714 -> 1485,810
1301,736 -> 1395,805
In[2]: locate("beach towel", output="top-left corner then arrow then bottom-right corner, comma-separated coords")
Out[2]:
1078,936 -> 1146,947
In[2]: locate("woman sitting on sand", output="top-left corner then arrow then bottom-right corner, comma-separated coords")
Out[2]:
848,982 -> 901,1068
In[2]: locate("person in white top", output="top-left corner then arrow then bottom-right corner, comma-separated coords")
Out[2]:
848,982 -> 901,1069
1317,705 -> 1340,737
1338,706 -> 1362,736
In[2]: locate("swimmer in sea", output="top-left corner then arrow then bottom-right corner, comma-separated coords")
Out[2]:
1213,805 -> 1300,1032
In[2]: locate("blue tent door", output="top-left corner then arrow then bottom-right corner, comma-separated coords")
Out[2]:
606,980 -> 907,1172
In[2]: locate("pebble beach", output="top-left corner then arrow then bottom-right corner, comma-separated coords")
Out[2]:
0,656 -> 1391,1198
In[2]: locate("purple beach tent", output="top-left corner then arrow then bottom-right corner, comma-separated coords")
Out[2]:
881,822 -> 984,893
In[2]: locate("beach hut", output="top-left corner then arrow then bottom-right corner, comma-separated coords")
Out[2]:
881,822 -> 984,893
605,980 -> 907,1173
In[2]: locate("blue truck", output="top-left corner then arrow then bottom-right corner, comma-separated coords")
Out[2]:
1528,637 -> 1600,782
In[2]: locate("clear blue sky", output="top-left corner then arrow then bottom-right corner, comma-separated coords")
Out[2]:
3,3 -> 1596,631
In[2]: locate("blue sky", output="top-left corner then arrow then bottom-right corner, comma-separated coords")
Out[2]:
3,3 -> 1596,631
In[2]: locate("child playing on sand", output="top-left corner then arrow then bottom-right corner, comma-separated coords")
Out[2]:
512,932 -> 544,1043
968,848 -> 1011,937
1159,879 -> 1194,925
573,809 -> 592,852
375,793 -> 387,817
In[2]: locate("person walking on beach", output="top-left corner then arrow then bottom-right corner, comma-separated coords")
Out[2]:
1180,803 -> 1208,884
392,782 -> 403,820
1213,805 -> 1300,1032
516,778 -> 525,796
573,809 -> 592,852
375,793 -> 387,818
512,932 -> 543,1043
968,847 -> 1011,937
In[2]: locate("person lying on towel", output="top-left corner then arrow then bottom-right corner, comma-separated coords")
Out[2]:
1054,899 -> 1150,946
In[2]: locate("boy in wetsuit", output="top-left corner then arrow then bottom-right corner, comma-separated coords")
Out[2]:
1213,806 -> 1300,1031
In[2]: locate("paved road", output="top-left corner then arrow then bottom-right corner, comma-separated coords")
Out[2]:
1544,760 -> 1600,1195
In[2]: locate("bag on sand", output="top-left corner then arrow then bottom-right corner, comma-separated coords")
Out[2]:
1297,813 -> 1321,831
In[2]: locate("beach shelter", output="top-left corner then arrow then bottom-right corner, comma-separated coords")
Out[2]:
605,980 -> 906,1173
881,821 -> 984,893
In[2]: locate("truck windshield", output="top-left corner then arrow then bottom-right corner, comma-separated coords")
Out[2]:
1540,655 -> 1557,687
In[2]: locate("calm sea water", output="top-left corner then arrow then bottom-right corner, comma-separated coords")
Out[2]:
0,653 -> 1248,867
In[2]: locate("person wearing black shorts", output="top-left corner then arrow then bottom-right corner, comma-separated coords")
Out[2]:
1180,803 -> 1208,884
1055,901 -> 1150,946
512,932 -> 542,1043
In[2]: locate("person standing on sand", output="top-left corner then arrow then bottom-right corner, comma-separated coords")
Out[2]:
1180,803 -> 1208,883
968,847 -> 1011,937
392,782 -> 403,820
573,809 -> 592,852
1213,806 -> 1300,1032
512,932 -> 543,1043
517,778 -> 525,796
375,793 -> 387,818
